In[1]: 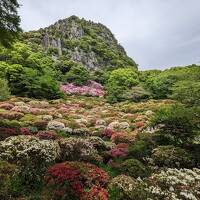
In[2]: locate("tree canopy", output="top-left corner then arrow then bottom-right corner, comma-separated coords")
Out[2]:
0,0 -> 21,47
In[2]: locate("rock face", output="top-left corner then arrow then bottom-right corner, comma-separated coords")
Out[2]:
22,15 -> 137,70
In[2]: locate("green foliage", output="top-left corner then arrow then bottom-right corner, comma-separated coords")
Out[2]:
152,145 -> 194,168
0,42 -> 62,99
139,70 -> 162,82
171,81 -> 200,107
146,73 -> 178,99
54,59 -> 78,74
120,159 -> 148,178
109,186 -> 130,200
143,65 -> 200,99
0,78 -> 10,100
63,65 -> 91,85
14,68 -> 62,99
129,132 -> 155,160
92,69 -> 111,85
0,161 -> 21,198
124,86 -> 151,102
22,16 -> 138,70
151,104 -> 198,146
106,68 -> 139,103
0,0 -> 21,47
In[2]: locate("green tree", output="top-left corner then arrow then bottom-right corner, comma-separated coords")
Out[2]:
15,68 -> 62,99
63,65 -> 91,85
151,104 -> 199,146
0,78 -> 10,100
0,0 -> 21,47
106,68 -> 139,103
171,81 -> 200,107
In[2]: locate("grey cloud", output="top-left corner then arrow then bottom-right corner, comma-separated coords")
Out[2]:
18,0 -> 200,70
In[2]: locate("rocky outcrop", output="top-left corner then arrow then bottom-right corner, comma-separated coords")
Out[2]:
23,16 -> 137,70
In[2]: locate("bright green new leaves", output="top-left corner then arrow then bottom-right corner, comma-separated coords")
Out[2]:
106,68 -> 139,103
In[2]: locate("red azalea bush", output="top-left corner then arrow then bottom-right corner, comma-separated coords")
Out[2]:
60,81 -> 105,97
0,127 -> 32,140
111,132 -> 129,144
0,103 -> 14,110
0,128 -> 18,140
36,131 -> 58,140
81,186 -> 108,200
20,127 -> 32,135
44,162 -> 109,199
135,121 -> 145,128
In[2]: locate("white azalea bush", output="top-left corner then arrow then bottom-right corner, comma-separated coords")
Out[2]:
0,135 -> 61,186
58,137 -> 102,162
145,168 -> 200,200
109,175 -> 137,199
109,168 -> 200,200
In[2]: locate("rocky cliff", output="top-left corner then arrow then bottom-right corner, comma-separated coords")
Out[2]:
22,16 -> 137,70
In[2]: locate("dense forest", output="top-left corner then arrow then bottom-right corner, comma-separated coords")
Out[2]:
0,1 -> 200,200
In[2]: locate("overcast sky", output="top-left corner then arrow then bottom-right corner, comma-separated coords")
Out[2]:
18,0 -> 200,70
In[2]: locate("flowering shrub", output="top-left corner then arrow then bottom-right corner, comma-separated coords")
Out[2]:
0,128 -> 18,140
152,145 -> 194,168
109,146 -> 128,158
0,135 -> 61,186
109,175 -> 137,200
60,81 -> 105,97
33,120 -> 48,130
110,168 -> 200,200
19,127 -> 32,135
0,103 -> 14,110
47,120 -> 65,131
44,161 -> 109,199
81,186 -> 109,200
111,132 -> 134,144
102,127 -> 115,138
0,111 -> 24,120
29,107 -> 44,115
135,121 -> 145,128
144,168 -> 200,200
11,105 -> 30,113
36,130 -> 58,140
58,138 -> 98,162
87,136 -> 108,151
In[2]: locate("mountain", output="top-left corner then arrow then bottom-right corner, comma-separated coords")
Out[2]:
22,16 -> 137,70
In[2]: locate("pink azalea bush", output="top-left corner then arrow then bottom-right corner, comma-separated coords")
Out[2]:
60,81 -> 105,97
108,144 -> 128,158
0,103 -> 14,110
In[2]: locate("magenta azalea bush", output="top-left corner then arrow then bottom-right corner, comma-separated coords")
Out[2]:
61,81 -> 105,97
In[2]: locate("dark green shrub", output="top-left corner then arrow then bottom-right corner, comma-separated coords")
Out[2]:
0,161 -> 21,198
120,159 -> 148,178
0,78 -> 10,100
12,68 -> 62,99
171,81 -> 200,107
146,74 -> 178,99
152,145 -> 194,168
129,132 -> 156,160
151,104 -> 198,146
131,86 -> 150,102
63,65 -> 91,85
